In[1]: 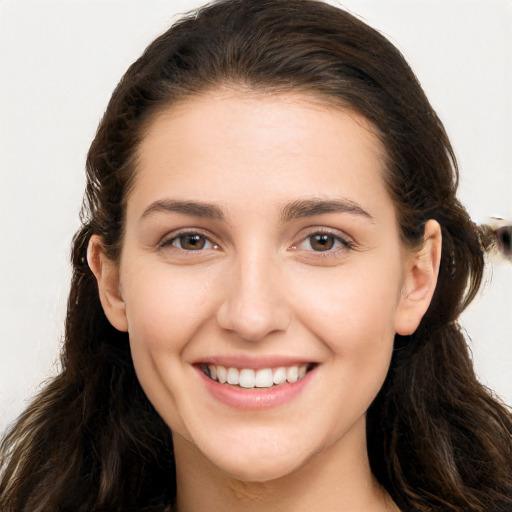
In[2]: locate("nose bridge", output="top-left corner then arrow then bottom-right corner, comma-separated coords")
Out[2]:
216,246 -> 290,342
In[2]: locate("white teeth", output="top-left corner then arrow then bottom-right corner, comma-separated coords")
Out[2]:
227,367 -> 239,385
239,369 -> 255,388
203,363 -> 311,388
286,366 -> 298,383
255,368 -> 273,388
272,367 -> 287,385
217,365 -> 227,384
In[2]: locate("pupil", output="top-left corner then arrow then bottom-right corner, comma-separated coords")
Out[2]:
181,234 -> 205,250
311,234 -> 334,251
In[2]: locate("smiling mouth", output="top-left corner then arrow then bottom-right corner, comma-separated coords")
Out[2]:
198,363 -> 315,389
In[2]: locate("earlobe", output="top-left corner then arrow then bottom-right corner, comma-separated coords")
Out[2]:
395,220 -> 442,336
87,235 -> 129,332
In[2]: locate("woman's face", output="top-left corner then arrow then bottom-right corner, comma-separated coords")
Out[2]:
97,89 -> 430,482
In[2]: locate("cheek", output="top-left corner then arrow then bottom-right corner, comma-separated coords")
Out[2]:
296,258 -> 402,351
281,260 -> 401,448
122,264 -> 217,351
120,266 -> 220,436
291,255 -> 402,414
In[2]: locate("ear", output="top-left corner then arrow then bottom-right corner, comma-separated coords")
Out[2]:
395,220 -> 442,336
87,234 -> 128,332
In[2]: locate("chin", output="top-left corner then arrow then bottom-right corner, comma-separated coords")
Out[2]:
220,456 -> 303,483
201,436 -> 312,483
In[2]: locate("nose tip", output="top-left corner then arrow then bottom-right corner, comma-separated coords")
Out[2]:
217,298 -> 290,342
216,261 -> 291,342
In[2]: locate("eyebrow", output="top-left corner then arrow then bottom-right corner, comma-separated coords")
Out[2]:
280,198 -> 374,222
139,197 -> 373,223
140,199 -> 225,221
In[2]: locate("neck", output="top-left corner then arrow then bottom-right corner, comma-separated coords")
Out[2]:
172,418 -> 398,512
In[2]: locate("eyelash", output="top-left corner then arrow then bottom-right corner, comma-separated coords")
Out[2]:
159,228 -> 354,258
291,229 -> 355,258
159,230 -> 219,252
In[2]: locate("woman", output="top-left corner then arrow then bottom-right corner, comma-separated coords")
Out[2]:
1,0 -> 511,510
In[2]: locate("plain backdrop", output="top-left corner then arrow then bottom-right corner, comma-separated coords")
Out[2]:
1,0 -> 511,434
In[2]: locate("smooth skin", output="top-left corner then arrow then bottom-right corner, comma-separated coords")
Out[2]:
89,89 -> 441,512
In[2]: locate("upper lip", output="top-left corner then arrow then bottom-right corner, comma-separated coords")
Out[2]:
192,354 -> 316,369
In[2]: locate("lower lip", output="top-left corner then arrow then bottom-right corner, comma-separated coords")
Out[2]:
196,366 -> 315,410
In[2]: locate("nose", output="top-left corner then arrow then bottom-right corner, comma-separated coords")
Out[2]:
216,252 -> 292,342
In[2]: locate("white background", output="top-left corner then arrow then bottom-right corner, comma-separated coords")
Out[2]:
1,0 -> 511,433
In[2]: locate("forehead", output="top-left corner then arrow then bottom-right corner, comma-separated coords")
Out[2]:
130,89 -> 393,222
141,88 -> 383,156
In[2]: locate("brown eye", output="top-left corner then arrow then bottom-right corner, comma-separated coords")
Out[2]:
176,234 -> 208,250
309,234 -> 335,251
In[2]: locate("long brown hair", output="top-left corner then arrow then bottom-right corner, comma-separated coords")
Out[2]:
1,1 -> 511,510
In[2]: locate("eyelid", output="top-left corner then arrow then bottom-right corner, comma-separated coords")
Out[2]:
295,226 -> 354,245
156,226 -> 355,257
158,228 -> 220,251
290,227 -> 356,256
